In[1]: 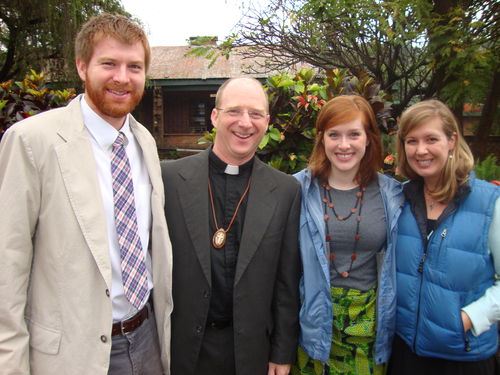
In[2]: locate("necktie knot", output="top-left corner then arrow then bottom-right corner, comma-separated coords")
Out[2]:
113,132 -> 126,149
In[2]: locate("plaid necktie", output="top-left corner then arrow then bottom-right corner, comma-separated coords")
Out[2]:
111,132 -> 148,309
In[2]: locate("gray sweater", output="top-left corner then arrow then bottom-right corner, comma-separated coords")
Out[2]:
325,179 -> 386,291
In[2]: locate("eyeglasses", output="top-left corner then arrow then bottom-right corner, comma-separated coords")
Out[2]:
216,107 -> 268,121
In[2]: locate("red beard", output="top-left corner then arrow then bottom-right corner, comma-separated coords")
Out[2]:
85,77 -> 143,119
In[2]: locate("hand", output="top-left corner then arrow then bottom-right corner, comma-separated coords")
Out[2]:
268,362 -> 291,375
461,310 -> 472,332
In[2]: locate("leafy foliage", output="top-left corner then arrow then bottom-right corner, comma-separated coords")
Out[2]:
193,0 -> 498,159
186,35 -> 236,68
199,68 -> 395,174
0,0 -> 129,83
426,2 -> 498,107
474,155 -> 500,182
0,70 -> 75,141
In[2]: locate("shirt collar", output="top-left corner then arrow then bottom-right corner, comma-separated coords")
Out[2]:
209,148 -> 254,175
80,95 -> 132,151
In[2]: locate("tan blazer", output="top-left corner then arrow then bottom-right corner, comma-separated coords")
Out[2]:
0,96 -> 173,375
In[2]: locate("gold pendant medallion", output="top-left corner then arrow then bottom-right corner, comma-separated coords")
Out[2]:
212,228 -> 226,249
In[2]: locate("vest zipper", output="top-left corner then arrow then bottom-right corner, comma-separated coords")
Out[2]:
434,228 -> 448,262
413,274 -> 424,351
417,253 -> 426,273
464,335 -> 472,352
413,228 -> 444,351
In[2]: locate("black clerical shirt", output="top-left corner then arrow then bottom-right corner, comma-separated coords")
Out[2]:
207,150 -> 253,325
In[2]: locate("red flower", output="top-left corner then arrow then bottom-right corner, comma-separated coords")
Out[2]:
384,154 -> 395,165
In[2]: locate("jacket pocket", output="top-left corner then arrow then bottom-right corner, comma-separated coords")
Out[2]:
27,318 -> 62,355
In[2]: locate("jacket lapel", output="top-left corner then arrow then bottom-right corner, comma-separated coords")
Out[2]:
54,96 -> 111,288
234,158 -> 277,286
176,150 -> 211,285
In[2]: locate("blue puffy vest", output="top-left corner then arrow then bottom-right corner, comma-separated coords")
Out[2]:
395,178 -> 499,361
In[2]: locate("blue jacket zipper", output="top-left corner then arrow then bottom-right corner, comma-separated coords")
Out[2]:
413,228 -> 447,352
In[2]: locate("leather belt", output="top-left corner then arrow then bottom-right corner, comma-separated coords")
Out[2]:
112,303 -> 149,336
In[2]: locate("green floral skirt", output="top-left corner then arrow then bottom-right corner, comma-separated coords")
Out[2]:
292,286 -> 384,375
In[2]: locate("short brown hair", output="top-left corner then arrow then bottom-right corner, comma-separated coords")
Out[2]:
308,95 -> 382,186
75,13 -> 151,72
397,99 -> 474,201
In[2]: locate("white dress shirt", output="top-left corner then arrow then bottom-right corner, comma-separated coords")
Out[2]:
81,96 -> 153,322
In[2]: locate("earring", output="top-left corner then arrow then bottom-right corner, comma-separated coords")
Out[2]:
449,153 -> 453,160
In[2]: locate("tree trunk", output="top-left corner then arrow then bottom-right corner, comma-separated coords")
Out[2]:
471,67 -> 500,161
0,15 -> 18,82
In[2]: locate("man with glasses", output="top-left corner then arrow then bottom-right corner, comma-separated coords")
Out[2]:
162,77 -> 301,375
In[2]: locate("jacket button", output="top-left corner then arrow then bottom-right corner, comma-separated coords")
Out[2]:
195,325 -> 203,334
100,335 -> 108,343
203,290 -> 210,298
105,289 -> 110,297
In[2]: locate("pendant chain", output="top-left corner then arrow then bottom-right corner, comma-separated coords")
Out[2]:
322,183 -> 365,278
208,176 -> 252,249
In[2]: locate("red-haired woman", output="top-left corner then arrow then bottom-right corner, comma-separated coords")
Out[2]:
294,95 -> 403,374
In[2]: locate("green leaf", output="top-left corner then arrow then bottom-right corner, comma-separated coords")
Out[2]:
294,82 -> 305,94
278,79 -> 296,88
269,126 -> 282,141
258,133 -> 270,149
268,156 -> 283,170
296,346 -> 309,369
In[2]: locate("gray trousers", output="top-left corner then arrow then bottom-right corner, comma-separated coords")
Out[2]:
108,304 -> 163,375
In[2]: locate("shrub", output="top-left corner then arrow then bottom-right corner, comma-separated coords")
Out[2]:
474,154 -> 500,182
0,70 -> 76,141
199,68 -> 395,174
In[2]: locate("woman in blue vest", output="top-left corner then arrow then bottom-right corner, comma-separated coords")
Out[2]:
389,100 -> 500,374
294,95 -> 404,374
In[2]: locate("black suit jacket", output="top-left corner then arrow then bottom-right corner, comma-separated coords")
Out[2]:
161,149 -> 301,375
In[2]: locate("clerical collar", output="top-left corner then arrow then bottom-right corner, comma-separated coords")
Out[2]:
225,164 -> 239,175
209,149 -> 254,175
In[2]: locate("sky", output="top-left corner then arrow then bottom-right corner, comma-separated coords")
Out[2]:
120,0 -> 269,47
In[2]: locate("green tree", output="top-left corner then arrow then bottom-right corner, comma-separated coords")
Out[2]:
0,0 -> 128,83
206,0 -> 433,117
425,0 -> 499,159
194,0 -> 498,158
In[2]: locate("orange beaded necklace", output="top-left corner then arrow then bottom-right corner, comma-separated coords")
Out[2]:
322,183 -> 365,278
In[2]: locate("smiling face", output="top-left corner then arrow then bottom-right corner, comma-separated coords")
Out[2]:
403,117 -> 456,187
211,78 -> 269,165
76,36 -> 146,130
323,117 -> 368,180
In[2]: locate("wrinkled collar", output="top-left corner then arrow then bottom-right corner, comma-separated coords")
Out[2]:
81,95 -> 132,152
403,178 -> 471,205
403,177 -> 472,240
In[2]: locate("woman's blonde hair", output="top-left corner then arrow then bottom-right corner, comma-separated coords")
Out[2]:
397,99 -> 474,202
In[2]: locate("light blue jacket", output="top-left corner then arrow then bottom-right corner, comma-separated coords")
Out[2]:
293,169 -> 404,364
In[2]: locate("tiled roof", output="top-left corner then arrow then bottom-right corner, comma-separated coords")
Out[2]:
148,46 -> 309,80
